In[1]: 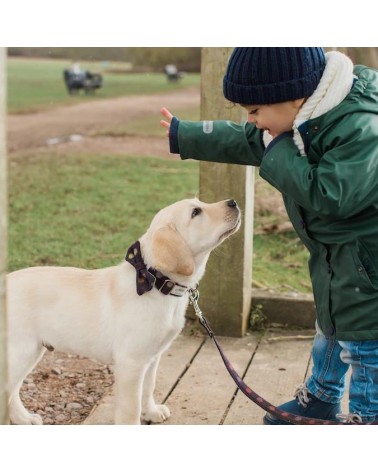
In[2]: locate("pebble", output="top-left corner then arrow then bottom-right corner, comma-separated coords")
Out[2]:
66,402 -> 83,411
55,414 -> 67,422
52,367 -> 62,375
63,373 -> 77,378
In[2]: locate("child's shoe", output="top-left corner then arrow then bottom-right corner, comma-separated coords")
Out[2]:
263,384 -> 341,425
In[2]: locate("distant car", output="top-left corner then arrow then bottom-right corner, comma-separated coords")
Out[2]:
164,64 -> 183,82
63,69 -> 103,95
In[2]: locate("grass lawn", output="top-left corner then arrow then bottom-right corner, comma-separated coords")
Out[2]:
8,153 -> 200,271
7,57 -> 200,114
253,232 -> 311,292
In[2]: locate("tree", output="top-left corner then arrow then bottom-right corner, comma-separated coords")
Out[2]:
128,47 -> 201,72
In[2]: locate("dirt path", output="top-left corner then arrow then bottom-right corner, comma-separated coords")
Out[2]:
7,86 -> 200,154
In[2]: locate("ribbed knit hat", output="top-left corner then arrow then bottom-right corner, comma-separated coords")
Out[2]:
223,47 -> 326,105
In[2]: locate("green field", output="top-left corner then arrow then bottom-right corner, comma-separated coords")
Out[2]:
7,57 -> 200,114
8,153 -> 200,271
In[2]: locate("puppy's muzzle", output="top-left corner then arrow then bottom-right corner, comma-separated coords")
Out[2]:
220,199 -> 241,240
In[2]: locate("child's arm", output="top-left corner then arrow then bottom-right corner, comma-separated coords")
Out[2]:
160,107 -> 265,166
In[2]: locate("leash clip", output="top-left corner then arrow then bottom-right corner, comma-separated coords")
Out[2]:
189,287 -> 204,322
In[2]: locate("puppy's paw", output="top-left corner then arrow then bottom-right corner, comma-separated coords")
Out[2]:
142,404 -> 170,424
30,413 -> 43,425
10,412 -> 43,425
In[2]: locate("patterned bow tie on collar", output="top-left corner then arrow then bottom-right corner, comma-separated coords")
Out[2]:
125,241 -> 156,296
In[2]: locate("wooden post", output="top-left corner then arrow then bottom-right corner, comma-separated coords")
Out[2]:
0,47 -> 8,424
347,48 -> 378,69
199,48 -> 254,337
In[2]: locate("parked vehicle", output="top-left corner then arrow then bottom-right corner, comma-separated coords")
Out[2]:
63,69 -> 103,95
164,64 -> 183,82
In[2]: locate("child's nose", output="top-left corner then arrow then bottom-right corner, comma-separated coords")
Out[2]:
247,115 -> 257,124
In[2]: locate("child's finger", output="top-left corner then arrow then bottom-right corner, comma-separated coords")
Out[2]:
160,107 -> 173,121
160,119 -> 170,129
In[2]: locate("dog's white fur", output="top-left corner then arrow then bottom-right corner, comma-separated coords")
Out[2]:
6,198 -> 240,425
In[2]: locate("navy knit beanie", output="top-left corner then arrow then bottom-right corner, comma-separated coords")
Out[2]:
223,47 -> 326,105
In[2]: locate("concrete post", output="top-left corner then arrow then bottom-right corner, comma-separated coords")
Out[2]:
198,48 -> 254,337
0,47 -> 8,424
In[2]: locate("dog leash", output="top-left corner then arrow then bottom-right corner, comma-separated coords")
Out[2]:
188,288 -> 377,425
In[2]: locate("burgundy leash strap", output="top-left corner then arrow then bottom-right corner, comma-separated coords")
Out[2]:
197,311 -> 377,426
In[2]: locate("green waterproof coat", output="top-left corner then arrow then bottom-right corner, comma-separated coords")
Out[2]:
170,65 -> 378,341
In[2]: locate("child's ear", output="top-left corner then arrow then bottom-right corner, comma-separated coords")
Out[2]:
293,97 -> 307,109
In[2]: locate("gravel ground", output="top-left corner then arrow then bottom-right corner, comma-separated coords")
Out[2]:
19,350 -> 114,425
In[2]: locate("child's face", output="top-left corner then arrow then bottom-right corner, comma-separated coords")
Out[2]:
242,98 -> 305,137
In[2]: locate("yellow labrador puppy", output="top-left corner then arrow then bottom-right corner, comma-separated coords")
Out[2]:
7,198 -> 240,424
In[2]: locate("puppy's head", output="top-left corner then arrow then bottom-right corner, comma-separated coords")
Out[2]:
144,198 -> 241,277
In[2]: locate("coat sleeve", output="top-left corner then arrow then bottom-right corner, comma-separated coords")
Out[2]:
171,118 -> 265,166
259,113 -> 378,218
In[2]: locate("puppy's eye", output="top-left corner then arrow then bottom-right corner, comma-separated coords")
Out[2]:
192,207 -> 202,218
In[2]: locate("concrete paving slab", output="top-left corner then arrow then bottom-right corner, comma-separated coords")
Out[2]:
84,328 -> 328,425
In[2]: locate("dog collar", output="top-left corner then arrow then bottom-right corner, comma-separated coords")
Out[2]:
147,267 -> 189,297
125,241 -> 189,297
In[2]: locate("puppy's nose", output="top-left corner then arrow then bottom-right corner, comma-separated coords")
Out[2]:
227,199 -> 238,208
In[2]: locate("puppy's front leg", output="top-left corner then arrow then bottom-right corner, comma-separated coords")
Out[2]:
141,355 -> 170,424
114,360 -> 147,425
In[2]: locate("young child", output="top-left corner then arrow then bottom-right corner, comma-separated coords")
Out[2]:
160,47 -> 378,424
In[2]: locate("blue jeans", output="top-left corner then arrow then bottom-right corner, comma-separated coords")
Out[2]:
306,323 -> 378,422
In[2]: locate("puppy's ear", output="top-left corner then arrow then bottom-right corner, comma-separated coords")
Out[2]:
152,224 -> 194,276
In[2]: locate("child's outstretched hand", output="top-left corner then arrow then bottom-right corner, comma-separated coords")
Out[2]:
160,107 -> 173,136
